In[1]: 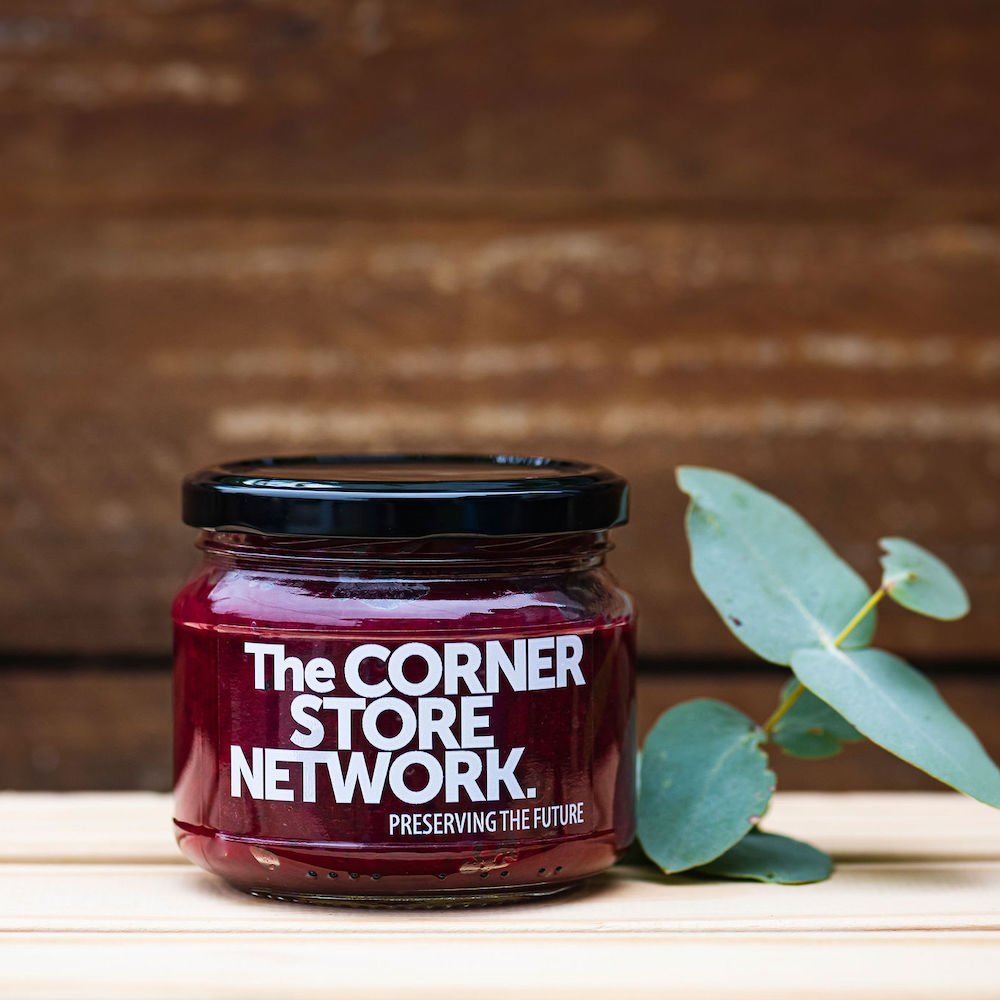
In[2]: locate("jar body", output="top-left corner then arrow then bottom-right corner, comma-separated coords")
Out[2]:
172,532 -> 636,905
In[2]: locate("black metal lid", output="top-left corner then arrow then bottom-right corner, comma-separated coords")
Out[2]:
182,454 -> 629,538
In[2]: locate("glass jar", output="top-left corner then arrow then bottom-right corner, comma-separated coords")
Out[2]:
173,455 -> 636,906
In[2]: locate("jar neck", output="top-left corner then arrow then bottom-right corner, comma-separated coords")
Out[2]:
198,530 -> 611,577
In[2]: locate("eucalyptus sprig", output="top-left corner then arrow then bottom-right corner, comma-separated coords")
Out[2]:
633,467 -> 999,885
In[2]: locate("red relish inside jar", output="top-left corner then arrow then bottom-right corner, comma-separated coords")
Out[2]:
173,454 -> 636,906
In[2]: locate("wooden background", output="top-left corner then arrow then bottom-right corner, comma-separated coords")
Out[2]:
2,1 -> 999,788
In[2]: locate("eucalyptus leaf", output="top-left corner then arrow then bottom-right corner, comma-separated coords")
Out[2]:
880,537 -> 970,621
791,647 -> 1000,807
694,830 -> 833,884
617,838 -> 654,868
772,680 -> 863,759
677,467 -> 876,664
637,699 -> 775,873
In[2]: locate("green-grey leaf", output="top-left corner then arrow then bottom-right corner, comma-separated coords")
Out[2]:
694,830 -> 833,884
617,838 -> 654,868
880,537 -> 970,621
677,467 -> 876,664
791,647 -> 1000,807
637,699 -> 775,873
772,679 -> 863,759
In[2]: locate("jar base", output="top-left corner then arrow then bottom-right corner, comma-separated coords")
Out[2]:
243,880 -> 580,909
176,820 -> 623,905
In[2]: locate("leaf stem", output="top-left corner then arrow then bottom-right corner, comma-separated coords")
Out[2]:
831,588 -> 886,648
762,683 -> 805,733
763,588 -> 887,734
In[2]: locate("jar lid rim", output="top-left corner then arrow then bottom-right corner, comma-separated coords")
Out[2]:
183,453 -> 629,537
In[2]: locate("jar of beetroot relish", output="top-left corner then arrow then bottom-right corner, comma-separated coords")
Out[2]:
173,454 -> 636,906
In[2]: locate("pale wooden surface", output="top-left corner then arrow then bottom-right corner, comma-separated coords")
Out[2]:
2,794 -> 999,999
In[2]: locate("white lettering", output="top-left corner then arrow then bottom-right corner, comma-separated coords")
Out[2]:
388,642 -> 443,697
527,636 -> 556,690
289,693 -> 325,749
304,656 -> 336,693
344,644 -> 392,698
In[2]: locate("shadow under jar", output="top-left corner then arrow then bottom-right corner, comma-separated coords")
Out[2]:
173,454 -> 636,907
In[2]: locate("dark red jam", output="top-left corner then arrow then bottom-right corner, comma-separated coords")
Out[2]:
173,456 -> 636,905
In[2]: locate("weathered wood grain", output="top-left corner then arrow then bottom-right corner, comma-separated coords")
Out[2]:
2,665 -> 997,791
2,4 -> 999,659
2,217 -> 998,656
1,2 -> 1000,213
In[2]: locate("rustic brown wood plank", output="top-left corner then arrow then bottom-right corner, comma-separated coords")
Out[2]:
2,666 -> 997,791
1,216 -> 998,656
2,2 -> 1000,213
0,669 -> 173,791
